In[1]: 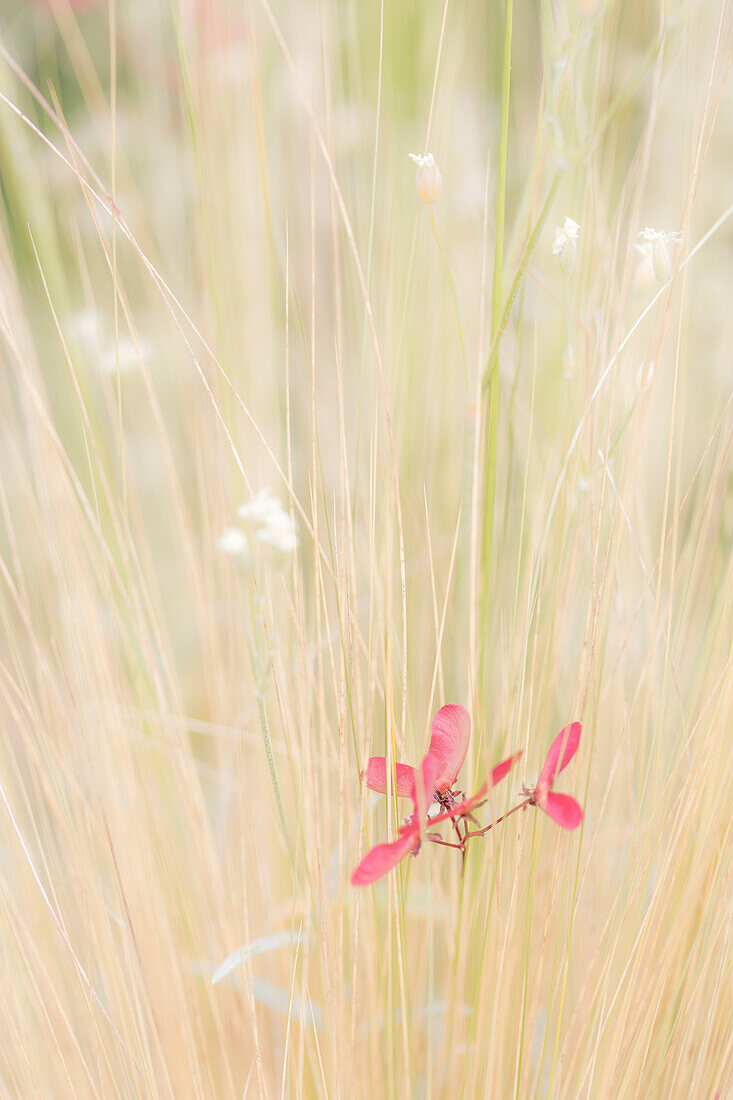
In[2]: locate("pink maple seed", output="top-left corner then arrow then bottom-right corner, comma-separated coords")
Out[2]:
537,722 -> 581,789
424,704 -> 471,792
540,791 -> 583,829
350,760 -> 440,887
350,829 -> 419,887
352,710 -> 463,886
411,752 -> 442,828
491,751 -> 523,787
532,723 -> 583,830
361,757 -> 415,798
352,712 -> 524,886
361,703 -> 471,801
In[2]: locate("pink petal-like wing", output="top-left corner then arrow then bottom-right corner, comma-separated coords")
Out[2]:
538,723 -> 581,789
538,791 -> 583,829
412,752 -> 442,822
491,751 -> 523,787
425,704 -> 471,791
350,829 -> 419,886
361,757 -> 415,798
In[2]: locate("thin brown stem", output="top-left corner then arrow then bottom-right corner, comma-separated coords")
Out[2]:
426,835 -> 463,850
465,797 -> 532,841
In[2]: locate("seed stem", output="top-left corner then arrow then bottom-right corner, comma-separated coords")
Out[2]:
466,797 -> 532,840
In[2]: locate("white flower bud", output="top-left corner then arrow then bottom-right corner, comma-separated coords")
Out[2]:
552,216 -> 581,276
652,237 -> 672,284
633,242 -> 654,293
408,152 -> 442,205
635,360 -> 654,394
637,228 -> 681,285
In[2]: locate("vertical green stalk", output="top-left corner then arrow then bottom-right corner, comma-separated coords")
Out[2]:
255,686 -> 289,844
479,0 -> 514,701
249,589 -> 291,856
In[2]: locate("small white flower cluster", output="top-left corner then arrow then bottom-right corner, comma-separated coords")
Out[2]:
409,152 -> 442,206
68,308 -> 152,375
552,216 -> 581,276
238,489 -> 298,553
100,334 -> 153,375
636,228 -> 681,286
218,488 -> 297,571
217,526 -> 251,559
68,307 -> 104,350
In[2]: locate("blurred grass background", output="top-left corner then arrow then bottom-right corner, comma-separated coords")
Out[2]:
0,0 -> 731,1096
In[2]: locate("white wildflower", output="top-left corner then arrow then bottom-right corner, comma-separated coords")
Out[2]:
237,488 -> 284,527
217,527 -> 254,576
552,216 -> 581,276
237,488 -> 297,557
217,526 -> 250,556
68,309 -> 152,376
254,512 -> 297,555
408,152 -> 442,205
68,308 -> 104,353
100,333 -> 152,375
637,228 -> 681,285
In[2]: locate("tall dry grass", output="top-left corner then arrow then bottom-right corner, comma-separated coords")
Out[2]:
0,0 -> 731,1096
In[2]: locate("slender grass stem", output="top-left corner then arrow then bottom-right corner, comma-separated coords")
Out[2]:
430,210 -> 470,388
478,0 -> 514,700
